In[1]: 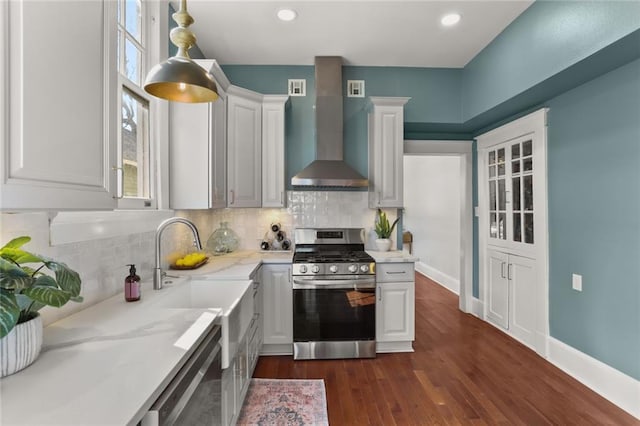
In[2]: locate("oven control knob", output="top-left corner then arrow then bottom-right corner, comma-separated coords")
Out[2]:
329,265 -> 338,273
311,265 -> 320,273
360,264 -> 369,273
348,264 -> 358,273
299,265 -> 308,274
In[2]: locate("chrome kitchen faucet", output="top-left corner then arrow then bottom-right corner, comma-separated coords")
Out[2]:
154,217 -> 202,290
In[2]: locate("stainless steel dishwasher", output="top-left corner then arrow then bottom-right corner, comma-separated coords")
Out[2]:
142,325 -> 222,426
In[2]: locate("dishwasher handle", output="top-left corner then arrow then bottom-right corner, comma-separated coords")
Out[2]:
146,325 -> 222,425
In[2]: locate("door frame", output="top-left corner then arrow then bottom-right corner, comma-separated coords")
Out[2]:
476,108 -> 549,357
404,139 -> 474,314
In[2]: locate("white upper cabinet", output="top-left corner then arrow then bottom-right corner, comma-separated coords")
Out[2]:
227,86 -> 263,208
170,60 -> 229,209
1,1 -> 117,210
368,97 -> 410,208
261,95 -> 289,208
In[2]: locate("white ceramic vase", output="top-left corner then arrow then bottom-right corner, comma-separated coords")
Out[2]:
375,238 -> 392,252
0,314 -> 43,377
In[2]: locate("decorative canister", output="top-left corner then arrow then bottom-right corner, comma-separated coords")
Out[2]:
206,222 -> 240,255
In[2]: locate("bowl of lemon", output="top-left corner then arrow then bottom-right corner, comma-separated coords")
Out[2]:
170,252 -> 209,270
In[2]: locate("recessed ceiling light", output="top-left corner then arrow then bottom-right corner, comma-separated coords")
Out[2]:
277,8 -> 297,22
441,13 -> 461,27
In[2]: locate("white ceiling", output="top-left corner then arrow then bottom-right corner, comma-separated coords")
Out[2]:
177,0 -> 534,68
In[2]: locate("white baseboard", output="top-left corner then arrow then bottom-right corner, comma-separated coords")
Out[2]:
376,341 -> 414,353
471,297 -> 484,319
415,262 -> 460,295
547,337 -> 640,419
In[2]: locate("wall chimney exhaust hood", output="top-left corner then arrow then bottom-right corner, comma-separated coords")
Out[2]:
291,57 -> 368,188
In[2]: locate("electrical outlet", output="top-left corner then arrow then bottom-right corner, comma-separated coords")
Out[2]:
572,273 -> 582,291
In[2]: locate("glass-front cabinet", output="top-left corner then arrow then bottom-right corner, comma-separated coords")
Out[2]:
485,137 -> 536,252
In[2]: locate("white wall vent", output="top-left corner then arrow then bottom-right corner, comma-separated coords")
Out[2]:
347,80 -> 365,97
288,79 -> 306,96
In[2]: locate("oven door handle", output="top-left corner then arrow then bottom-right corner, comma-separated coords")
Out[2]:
292,277 -> 375,289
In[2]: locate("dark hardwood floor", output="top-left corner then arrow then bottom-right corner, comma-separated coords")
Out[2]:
253,273 -> 639,425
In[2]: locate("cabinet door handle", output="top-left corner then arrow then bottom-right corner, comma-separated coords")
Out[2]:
501,262 -> 506,279
111,166 -> 123,199
508,263 -> 513,281
378,286 -> 382,301
230,190 -> 235,205
377,191 -> 381,205
386,271 -> 406,275
280,191 -> 284,205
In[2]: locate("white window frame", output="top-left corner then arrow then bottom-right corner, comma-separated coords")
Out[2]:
116,0 -> 158,209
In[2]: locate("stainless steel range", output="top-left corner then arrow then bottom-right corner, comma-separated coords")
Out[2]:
292,228 -> 376,360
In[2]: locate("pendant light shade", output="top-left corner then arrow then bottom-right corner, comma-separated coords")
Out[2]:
144,0 -> 218,103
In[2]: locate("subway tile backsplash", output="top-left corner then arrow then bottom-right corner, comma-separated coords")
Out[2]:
0,191 -> 392,325
179,191 -> 380,251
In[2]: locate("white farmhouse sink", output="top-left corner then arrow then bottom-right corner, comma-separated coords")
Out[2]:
158,279 -> 254,369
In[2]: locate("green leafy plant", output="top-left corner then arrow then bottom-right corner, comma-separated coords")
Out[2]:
0,236 -> 82,339
374,209 -> 399,239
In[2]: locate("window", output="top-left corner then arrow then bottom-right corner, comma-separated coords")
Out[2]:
117,0 -> 155,208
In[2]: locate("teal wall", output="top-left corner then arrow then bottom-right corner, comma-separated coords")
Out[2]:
462,0 -> 640,121
546,58 -> 640,380
222,65 -> 463,189
202,1 -> 640,380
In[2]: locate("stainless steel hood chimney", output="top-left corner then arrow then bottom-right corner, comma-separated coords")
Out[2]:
291,57 -> 368,188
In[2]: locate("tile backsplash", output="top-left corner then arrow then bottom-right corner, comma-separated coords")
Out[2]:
0,191 -> 394,326
0,213 -> 155,326
179,191 -> 385,251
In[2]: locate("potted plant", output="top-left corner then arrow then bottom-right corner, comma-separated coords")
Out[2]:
374,209 -> 399,252
0,236 -> 82,377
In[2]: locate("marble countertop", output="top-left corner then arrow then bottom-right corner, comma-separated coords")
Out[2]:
0,278 -> 222,426
0,250 -> 290,426
367,250 -> 419,263
172,250 -> 293,280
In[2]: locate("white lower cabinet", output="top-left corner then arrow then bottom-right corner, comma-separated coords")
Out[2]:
486,248 -> 537,349
220,279 -> 263,426
261,264 -> 293,355
376,262 -> 415,352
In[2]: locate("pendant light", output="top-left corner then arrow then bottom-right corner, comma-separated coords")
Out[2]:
144,0 -> 218,103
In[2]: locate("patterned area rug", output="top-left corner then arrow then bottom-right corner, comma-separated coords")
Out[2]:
237,379 -> 329,426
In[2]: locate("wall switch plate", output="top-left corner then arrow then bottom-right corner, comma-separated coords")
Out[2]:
572,273 -> 582,291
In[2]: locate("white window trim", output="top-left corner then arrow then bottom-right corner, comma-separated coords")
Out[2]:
116,0 -> 161,210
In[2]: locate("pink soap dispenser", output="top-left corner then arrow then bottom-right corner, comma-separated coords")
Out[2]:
125,264 -> 141,302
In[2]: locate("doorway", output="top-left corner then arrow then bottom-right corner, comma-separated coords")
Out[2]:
403,140 -> 473,313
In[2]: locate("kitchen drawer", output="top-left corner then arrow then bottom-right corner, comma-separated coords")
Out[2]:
376,263 -> 414,282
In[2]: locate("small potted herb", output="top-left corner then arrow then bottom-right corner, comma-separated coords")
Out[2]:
374,209 -> 399,251
0,236 -> 82,377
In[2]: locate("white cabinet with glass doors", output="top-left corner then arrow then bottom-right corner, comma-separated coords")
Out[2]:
486,139 -> 537,251
1,0 -> 117,210
169,60 -> 229,209
227,86 -> 263,208
477,108 -> 549,356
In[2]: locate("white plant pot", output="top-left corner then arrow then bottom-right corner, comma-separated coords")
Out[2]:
0,314 -> 43,378
375,238 -> 392,252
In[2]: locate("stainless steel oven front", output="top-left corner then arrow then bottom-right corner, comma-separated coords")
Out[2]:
292,274 -> 376,360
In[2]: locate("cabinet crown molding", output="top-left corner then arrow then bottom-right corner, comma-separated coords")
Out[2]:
227,85 -> 264,102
